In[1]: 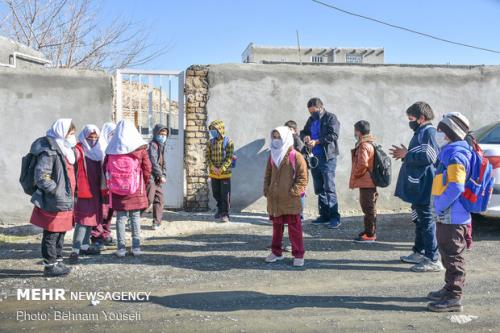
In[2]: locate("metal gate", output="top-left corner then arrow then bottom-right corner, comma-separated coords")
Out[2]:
114,69 -> 185,209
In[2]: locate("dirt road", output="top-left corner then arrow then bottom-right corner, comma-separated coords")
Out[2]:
1,212 -> 499,332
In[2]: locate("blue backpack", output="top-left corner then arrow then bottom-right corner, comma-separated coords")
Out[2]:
211,136 -> 237,168
460,143 -> 494,213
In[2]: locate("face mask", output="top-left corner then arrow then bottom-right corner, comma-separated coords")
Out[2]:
65,135 -> 77,148
156,135 -> 167,144
271,139 -> 282,149
311,111 -> 320,120
409,120 -> 420,131
354,135 -> 359,141
209,129 -> 219,139
435,132 -> 449,147
86,138 -> 98,147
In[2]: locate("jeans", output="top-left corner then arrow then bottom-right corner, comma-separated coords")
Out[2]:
116,210 -> 141,250
411,204 -> 438,261
72,223 -> 91,253
41,230 -> 65,265
300,194 -> 305,220
310,156 -> 340,222
211,178 -> 231,216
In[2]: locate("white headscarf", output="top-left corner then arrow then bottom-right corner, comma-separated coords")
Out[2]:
270,126 -> 294,167
78,124 -> 101,161
105,120 -> 146,155
94,122 -> 116,161
46,118 -> 76,164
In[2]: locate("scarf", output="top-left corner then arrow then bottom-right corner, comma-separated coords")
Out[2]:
105,120 -> 146,155
78,124 -> 102,161
46,118 -> 75,164
270,126 -> 294,167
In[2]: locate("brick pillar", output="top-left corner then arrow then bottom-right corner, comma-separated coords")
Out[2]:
184,65 -> 210,211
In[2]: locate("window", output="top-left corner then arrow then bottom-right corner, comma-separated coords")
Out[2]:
479,125 -> 500,144
311,56 -> 324,63
346,54 -> 363,64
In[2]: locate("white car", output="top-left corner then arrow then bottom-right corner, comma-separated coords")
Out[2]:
474,122 -> 500,218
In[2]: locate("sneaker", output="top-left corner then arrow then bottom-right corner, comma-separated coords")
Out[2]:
68,252 -> 79,265
221,215 -> 230,223
131,248 -> 143,256
411,258 -> 444,272
43,263 -> 71,277
426,288 -> 447,301
80,246 -> 101,256
214,212 -> 221,219
427,298 -> 463,312
400,252 -> 425,264
103,237 -> 115,246
311,217 -> 329,225
293,258 -> 305,267
152,223 -> 160,231
283,244 -> 292,252
354,233 -> 377,243
115,249 -> 127,257
265,253 -> 284,263
327,219 -> 342,229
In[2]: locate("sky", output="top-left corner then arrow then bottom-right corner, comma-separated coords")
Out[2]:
101,0 -> 500,70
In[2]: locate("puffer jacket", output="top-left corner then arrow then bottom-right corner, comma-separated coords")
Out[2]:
206,120 -> 235,179
349,135 -> 375,189
30,136 -> 77,212
263,148 -> 308,217
431,141 -> 472,225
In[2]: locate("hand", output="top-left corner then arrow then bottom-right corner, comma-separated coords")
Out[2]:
389,144 -> 408,160
214,167 -> 221,176
304,136 -> 311,143
306,139 -> 317,148
161,177 -> 166,184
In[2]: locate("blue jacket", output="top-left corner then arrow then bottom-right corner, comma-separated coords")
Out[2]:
300,110 -> 340,160
394,124 -> 439,205
432,141 -> 472,225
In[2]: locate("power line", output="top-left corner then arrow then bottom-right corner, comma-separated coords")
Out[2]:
311,0 -> 500,54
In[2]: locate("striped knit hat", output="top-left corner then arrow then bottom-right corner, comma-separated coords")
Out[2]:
437,112 -> 470,142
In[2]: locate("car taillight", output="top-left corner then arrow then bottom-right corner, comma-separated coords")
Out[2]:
487,156 -> 500,169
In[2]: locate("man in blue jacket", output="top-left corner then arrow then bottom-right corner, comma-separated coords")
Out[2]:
300,98 -> 341,229
390,102 -> 443,273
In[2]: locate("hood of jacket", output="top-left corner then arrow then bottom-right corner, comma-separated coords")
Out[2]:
209,120 -> 225,138
153,124 -> 169,138
438,141 -> 472,166
30,136 -> 63,157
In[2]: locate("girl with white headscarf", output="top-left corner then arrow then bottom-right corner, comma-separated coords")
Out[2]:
30,119 -> 77,277
70,124 -> 105,263
264,126 -> 308,267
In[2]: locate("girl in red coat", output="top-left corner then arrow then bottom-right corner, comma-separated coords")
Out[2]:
69,124 -> 104,264
104,120 -> 152,257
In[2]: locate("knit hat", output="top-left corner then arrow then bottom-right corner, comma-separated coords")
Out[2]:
437,112 -> 470,142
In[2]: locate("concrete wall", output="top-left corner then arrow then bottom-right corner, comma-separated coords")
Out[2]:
0,36 -> 48,68
0,67 -> 112,225
205,63 -> 500,215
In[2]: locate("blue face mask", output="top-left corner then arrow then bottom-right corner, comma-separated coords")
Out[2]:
209,129 -> 219,139
311,111 -> 320,120
155,135 -> 167,144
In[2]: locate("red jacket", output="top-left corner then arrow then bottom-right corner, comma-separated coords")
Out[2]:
75,144 -> 93,199
103,147 -> 152,211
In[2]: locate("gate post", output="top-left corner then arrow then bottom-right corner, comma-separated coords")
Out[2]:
184,65 -> 209,211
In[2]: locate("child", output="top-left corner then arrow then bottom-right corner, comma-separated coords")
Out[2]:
206,120 -> 235,223
349,120 -> 378,243
104,120 -> 152,257
264,126 -> 308,267
390,101 -> 443,273
69,125 -> 103,264
284,120 -> 305,153
427,112 -> 472,312
147,124 -> 169,230
29,119 -> 77,277
91,122 -> 116,247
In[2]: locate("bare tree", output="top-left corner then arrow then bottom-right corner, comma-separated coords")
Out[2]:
0,0 -> 169,70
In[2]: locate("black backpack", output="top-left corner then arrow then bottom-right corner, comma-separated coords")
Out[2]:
370,144 -> 392,188
19,152 -> 38,195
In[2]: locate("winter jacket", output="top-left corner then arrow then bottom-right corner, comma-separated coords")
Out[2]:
432,141 -> 472,225
263,147 -> 308,217
30,136 -> 77,212
104,147 -> 152,211
395,124 -> 439,205
292,133 -> 305,153
74,143 -> 93,199
300,110 -> 340,159
349,135 -> 376,189
149,124 -> 168,181
206,120 -> 235,179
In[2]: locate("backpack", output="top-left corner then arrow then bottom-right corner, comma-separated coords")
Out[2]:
370,144 -> 392,188
211,136 -> 237,168
459,142 -> 494,213
106,154 -> 143,195
19,152 -> 38,195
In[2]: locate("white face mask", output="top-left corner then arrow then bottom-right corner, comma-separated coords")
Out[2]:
435,132 -> 448,147
65,134 -> 77,148
271,139 -> 282,149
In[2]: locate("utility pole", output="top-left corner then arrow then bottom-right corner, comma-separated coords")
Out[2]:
296,30 -> 302,65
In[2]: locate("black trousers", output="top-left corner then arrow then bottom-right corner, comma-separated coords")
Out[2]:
211,178 -> 231,216
41,230 -> 66,264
